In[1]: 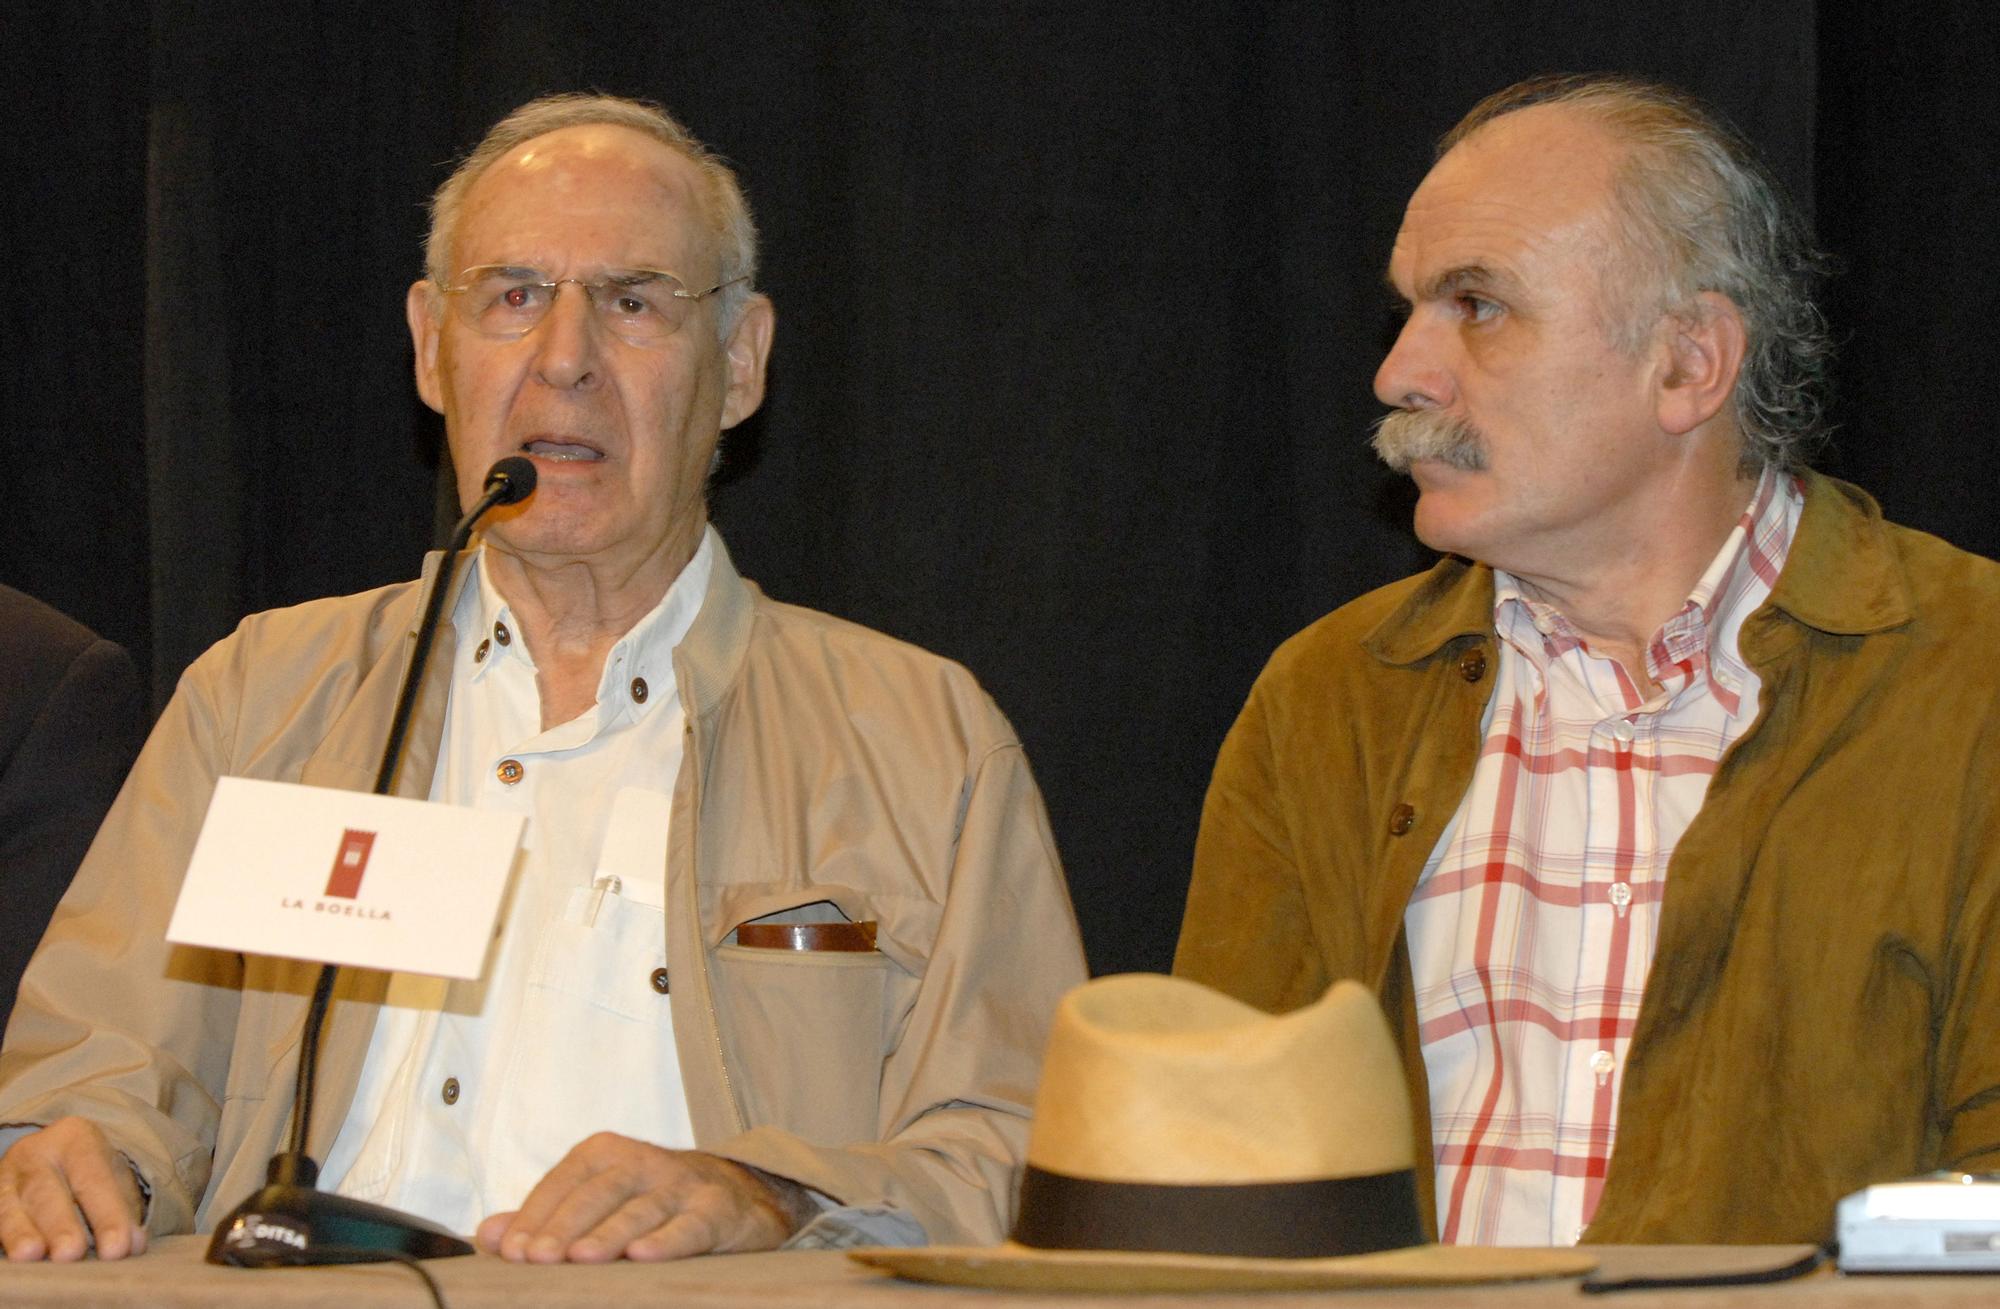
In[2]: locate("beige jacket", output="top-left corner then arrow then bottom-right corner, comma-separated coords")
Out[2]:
0,534 -> 1086,1246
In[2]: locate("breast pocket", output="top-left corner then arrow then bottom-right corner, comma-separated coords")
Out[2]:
708,942 -> 904,1146
529,887 -> 669,1021
497,887 -> 694,1169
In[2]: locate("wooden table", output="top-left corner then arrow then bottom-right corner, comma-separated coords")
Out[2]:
0,1239 -> 1994,1307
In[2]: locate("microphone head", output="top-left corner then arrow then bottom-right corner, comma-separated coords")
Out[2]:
483,456 -> 537,506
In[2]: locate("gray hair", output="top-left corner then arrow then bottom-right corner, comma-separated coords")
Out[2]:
424,92 -> 758,332
1443,75 -> 1833,474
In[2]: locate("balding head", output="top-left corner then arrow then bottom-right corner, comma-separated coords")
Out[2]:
1441,75 -> 1832,473
426,93 -> 759,333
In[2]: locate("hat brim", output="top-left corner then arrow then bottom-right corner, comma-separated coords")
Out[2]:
849,1240 -> 1596,1293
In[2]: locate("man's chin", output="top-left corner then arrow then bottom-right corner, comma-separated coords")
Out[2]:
478,515 -> 607,564
1408,484 -> 1487,558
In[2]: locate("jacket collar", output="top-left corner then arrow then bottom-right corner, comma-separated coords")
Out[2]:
299,544 -> 478,799
1361,469 -> 1913,666
352,527 -> 753,781
1363,555 -> 1494,667
1760,470 -> 1912,635
398,542 -> 482,795
673,526 -> 756,724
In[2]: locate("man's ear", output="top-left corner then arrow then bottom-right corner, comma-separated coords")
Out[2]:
1656,291 -> 1746,437
406,279 -> 446,415
719,294 -> 776,431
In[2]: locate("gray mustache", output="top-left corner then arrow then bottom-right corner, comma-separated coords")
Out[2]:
1371,409 -> 1488,473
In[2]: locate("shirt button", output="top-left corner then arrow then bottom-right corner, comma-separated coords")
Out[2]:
631,676 -> 649,704
1590,1050 -> 1616,1085
1611,720 -> 1635,744
441,1076 -> 460,1105
474,637 -> 490,663
494,621 -> 511,646
1388,803 -> 1416,836
1457,647 -> 1488,683
496,758 -> 525,785
650,966 -> 671,994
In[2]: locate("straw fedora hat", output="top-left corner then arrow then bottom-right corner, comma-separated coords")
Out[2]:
851,974 -> 1596,1292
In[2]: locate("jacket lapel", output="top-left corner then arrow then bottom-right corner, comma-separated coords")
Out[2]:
1637,473 -> 1911,1029
664,530 -> 756,1143
1597,472 -> 1915,1233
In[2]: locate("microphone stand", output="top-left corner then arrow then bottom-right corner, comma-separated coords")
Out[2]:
206,457 -> 537,1268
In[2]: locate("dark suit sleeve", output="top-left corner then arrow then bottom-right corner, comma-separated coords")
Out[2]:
0,637 -> 147,1037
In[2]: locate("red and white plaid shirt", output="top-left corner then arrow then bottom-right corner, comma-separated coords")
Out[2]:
1405,468 -> 1800,1246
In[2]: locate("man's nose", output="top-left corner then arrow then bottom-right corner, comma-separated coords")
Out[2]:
1373,311 -> 1452,411
531,281 -> 602,390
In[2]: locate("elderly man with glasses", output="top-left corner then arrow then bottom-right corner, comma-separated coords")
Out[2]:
0,94 -> 1085,1265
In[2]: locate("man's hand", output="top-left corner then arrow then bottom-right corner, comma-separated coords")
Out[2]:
0,1118 -> 147,1262
475,1133 -> 817,1263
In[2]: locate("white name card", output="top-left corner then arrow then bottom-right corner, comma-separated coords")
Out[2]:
167,776 -> 524,979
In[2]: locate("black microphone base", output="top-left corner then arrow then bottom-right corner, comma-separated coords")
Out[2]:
206,1183 -> 475,1266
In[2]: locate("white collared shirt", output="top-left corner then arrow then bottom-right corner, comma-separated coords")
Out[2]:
318,531 -> 716,1234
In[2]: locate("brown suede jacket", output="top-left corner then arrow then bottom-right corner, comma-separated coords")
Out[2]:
1176,472 -> 2000,1244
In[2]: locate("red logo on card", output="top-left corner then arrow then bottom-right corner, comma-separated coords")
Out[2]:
324,829 -> 377,899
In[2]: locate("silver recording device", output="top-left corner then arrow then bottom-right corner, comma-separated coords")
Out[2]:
1837,1172 -> 2000,1272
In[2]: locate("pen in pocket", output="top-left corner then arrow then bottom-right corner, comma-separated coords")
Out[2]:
583,873 -> 621,927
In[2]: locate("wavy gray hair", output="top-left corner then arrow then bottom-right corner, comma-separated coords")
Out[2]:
1443,75 -> 1833,473
424,93 -> 758,334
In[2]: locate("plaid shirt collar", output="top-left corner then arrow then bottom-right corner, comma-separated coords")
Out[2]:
1363,469 -> 1911,672
1489,467 -> 1794,716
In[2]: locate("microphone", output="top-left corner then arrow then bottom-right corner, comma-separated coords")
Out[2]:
481,454 -> 537,508
207,458 -> 537,1269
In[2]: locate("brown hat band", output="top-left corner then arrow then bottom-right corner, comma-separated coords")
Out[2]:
1009,1164 -> 1426,1259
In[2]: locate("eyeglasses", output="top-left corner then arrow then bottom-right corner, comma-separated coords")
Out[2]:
438,266 -> 747,342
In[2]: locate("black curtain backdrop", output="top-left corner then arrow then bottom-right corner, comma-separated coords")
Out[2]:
3,3 -> 1993,977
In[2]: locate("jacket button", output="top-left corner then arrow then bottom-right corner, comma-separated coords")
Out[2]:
631,676 -> 649,704
494,620 -> 512,646
474,638 -> 491,663
1389,803 -> 1416,836
496,758 -> 524,785
441,1076 -> 460,1105
650,966 -> 671,994
1458,647 -> 1488,682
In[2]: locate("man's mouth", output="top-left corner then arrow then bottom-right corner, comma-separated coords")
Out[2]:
521,438 -> 606,463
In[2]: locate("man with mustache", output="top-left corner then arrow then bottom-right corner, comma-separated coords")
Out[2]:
1177,74 -> 2000,1246
0,93 -> 1085,1264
